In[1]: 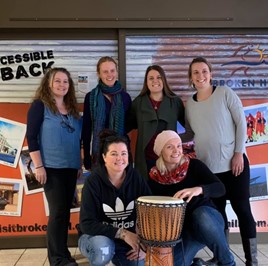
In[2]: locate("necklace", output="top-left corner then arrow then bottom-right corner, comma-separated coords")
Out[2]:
59,113 -> 75,133
150,98 -> 162,110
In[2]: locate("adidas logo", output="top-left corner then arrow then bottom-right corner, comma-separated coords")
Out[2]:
103,197 -> 135,228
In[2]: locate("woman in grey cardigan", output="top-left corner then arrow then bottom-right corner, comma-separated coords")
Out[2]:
126,65 -> 185,179
182,57 -> 257,266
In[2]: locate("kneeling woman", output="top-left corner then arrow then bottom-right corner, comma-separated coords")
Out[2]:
78,129 -> 151,266
149,130 -> 236,266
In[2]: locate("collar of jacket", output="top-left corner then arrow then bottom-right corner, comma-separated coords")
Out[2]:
140,94 -> 173,121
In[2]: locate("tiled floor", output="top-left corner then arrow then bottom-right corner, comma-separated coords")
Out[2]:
0,244 -> 267,265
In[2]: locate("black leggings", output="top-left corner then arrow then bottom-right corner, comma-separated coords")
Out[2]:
212,155 -> 256,239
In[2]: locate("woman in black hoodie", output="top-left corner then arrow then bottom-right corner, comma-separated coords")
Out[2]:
78,129 -> 151,266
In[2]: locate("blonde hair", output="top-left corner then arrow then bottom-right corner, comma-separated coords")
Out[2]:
96,56 -> 118,74
156,156 -> 169,175
156,153 -> 187,175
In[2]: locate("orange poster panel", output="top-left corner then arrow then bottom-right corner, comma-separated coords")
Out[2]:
0,100 -> 268,237
0,103 -> 80,237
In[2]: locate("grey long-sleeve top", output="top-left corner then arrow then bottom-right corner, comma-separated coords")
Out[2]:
183,86 -> 246,173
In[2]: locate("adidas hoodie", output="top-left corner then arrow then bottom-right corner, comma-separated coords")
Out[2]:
79,164 -> 152,239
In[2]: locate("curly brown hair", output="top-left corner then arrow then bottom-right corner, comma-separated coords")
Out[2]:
33,67 -> 80,118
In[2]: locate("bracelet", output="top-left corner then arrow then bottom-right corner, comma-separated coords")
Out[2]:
35,165 -> 44,169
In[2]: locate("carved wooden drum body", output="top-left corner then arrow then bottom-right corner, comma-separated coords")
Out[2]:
136,196 -> 186,266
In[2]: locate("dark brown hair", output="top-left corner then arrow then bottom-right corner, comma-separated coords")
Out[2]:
139,65 -> 177,97
98,129 -> 130,165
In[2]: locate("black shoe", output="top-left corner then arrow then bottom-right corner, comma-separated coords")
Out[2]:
191,257 -> 218,266
64,262 -> 78,266
59,258 -> 78,266
68,257 -> 76,263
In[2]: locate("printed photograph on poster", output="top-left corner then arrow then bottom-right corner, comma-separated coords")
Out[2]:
248,163 -> 268,201
244,103 -> 268,147
19,147 -> 43,195
77,72 -> 91,94
0,117 -> 26,168
0,178 -> 23,216
43,169 -> 90,216
226,163 -> 268,233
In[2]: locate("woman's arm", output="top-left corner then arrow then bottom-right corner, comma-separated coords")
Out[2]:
225,87 -> 247,175
26,100 -> 44,152
190,159 -> 226,198
81,93 -> 92,170
79,177 -> 118,238
125,97 -> 138,133
27,100 -> 47,184
179,117 -> 195,143
176,96 -> 185,127
29,150 -> 47,184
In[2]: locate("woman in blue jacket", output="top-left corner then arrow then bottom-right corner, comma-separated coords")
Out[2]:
27,67 -> 81,266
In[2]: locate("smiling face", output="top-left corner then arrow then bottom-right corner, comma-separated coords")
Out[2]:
50,71 -> 69,98
147,69 -> 164,94
161,138 -> 183,170
98,61 -> 118,87
190,62 -> 212,91
102,142 -> 129,174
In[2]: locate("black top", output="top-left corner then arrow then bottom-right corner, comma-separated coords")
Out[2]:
79,164 -> 152,239
26,100 -> 44,152
148,158 -> 225,223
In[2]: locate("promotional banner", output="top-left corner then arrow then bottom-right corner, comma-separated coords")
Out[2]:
0,35 -> 267,242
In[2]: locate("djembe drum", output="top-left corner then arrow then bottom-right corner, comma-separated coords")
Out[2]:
136,196 -> 186,266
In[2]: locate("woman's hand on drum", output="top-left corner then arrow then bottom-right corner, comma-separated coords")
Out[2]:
122,230 -> 145,260
126,247 -> 146,261
173,187 -> 203,203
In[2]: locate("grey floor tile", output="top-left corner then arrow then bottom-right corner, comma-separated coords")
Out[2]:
1,244 -> 268,266
0,253 -> 22,265
0,249 -> 25,255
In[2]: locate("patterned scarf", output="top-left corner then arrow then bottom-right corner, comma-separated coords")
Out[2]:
149,156 -> 190,184
89,80 -> 125,156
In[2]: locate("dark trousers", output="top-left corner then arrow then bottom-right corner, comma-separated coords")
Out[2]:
44,168 -> 78,266
213,154 -> 256,239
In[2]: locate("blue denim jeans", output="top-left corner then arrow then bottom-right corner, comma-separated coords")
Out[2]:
174,206 -> 236,266
78,234 -> 144,266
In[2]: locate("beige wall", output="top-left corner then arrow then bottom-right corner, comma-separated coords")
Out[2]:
1,0 -> 268,29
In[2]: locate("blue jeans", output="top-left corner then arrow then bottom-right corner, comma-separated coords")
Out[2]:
78,234 -> 144,266
174,206 -> 236,266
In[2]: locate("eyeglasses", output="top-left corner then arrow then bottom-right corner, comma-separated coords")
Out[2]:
60,114 -> 75,133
